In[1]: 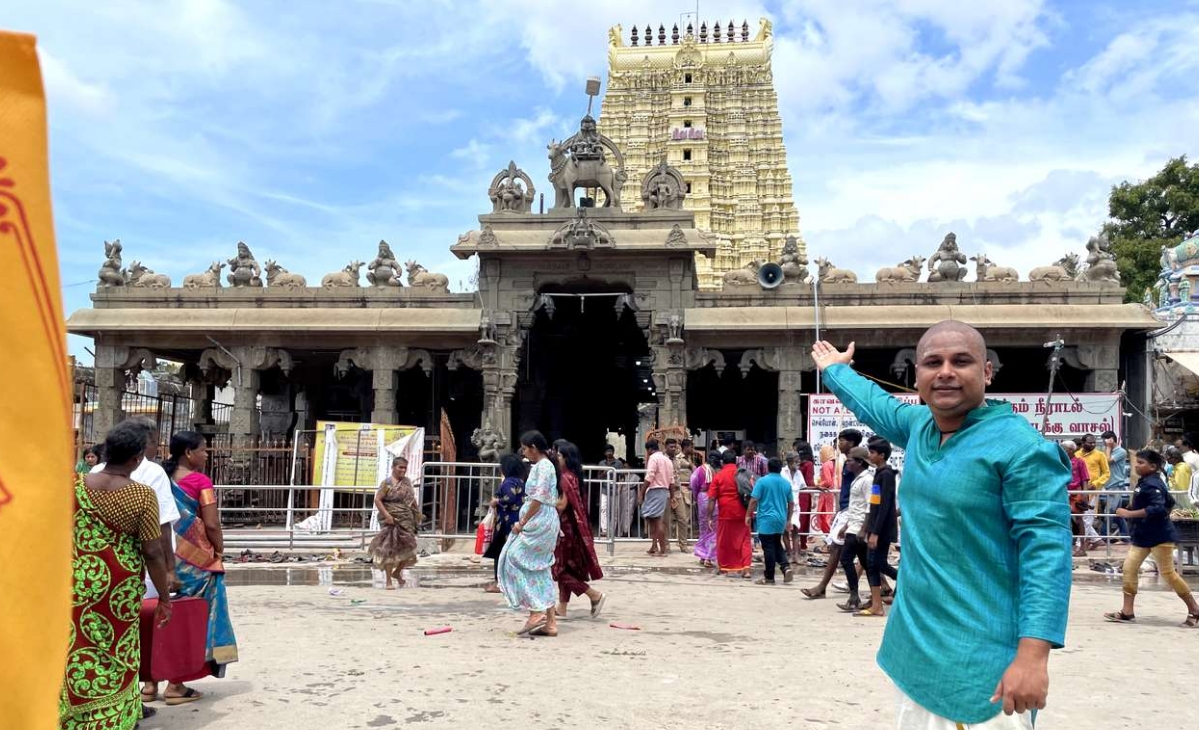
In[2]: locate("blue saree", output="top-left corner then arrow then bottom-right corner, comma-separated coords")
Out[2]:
172,473 -> 238,678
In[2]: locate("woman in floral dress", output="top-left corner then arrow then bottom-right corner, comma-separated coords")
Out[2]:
483,453 -> 526,592
497,431 -> 560,636
61,421 -> 173,730
369,457 -> 420,589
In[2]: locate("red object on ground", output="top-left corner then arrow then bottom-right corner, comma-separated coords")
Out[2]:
139,597 -> 210,682
609,623 -> 641,630
423,626 -> 453,636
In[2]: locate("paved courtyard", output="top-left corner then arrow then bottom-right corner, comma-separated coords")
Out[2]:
139,554 -> 1198,730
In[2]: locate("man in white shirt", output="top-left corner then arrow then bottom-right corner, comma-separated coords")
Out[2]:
781,451 -> 809,560
836,447 -> 875,612
92,417 -> 179,596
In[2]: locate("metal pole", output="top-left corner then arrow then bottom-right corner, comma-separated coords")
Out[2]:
1042,335 -> 1064,434
285,433 -> 300,532
813,270 -> 822,394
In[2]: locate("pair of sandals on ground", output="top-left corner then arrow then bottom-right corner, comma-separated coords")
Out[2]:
1103,610 -> 1199,627
516,593 -> 608,637
141,681 -> 203,705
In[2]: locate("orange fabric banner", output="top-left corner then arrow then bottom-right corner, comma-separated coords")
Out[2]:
0,30 -> 73,729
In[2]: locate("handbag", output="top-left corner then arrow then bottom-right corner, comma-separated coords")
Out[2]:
139,596 -> 210,683
473,506 -> 496,555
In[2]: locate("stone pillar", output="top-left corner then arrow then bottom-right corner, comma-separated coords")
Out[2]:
190,381 -> 214,428
650,311 -> 688,429
775,347 -> 812,455
206,346 -> 293,449
229,364 -> 261,446
371,347 -> 406,425
92,344 -> 127,439
92,344 -> 157,439
480,324 -> 523,451
1063,343 -> 1120,392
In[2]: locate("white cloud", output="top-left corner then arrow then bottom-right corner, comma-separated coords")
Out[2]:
782,5 -> 1199,281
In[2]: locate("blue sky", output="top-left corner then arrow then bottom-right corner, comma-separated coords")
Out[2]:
7,0 -> 1199,362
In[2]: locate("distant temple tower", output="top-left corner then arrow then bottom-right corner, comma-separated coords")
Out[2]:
599,18 -> 804,289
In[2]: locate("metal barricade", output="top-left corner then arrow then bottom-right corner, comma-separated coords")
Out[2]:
418,461 -> 501,539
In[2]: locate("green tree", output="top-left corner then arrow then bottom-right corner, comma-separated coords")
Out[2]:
1103,156 -> 1199,302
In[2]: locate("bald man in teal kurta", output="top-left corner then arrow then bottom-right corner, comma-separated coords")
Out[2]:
813,324 -> 1072,727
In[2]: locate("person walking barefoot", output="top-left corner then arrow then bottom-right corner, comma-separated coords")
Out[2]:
369,457 -> 420,589
1104,448 -> 1199,628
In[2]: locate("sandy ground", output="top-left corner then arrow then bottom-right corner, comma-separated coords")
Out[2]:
138,552 -> 1199,730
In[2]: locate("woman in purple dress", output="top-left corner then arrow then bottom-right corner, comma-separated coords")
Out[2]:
692,450 -> 719,568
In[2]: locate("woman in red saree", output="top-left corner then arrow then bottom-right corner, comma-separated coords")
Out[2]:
707,450 -> 752,578
62,421 -> 172,730
551,441 -> 607,624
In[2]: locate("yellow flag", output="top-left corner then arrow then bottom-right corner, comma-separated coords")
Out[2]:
0,30 -> 72,729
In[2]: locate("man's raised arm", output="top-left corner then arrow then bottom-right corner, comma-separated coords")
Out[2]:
812,340 -> 917,446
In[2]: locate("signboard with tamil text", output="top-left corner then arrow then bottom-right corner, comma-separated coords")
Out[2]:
806,392 -> 1123,476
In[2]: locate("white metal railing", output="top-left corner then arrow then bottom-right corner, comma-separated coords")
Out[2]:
214,476 -> 1197,566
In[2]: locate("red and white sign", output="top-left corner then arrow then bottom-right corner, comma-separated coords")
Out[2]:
806,392 -> 1123,473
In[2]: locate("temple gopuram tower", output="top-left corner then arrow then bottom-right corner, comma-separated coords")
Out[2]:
599,18 -> 803,289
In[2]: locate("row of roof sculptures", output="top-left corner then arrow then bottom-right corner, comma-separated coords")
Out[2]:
722,232 -> 1123,287
97,239 -> 450,292
612,19 -> 765,47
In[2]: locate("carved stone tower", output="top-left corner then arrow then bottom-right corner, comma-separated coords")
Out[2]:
598,18 -> 804,289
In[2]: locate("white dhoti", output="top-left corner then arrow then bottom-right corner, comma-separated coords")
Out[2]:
825,510 -> 849,546
896,689 -> 1033,729
600,478 -> 637,537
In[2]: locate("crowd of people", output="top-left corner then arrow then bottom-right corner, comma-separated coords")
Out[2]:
62,319 -> 1199,729
63,417 -> 237,729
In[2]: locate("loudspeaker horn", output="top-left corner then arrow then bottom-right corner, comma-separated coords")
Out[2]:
758,262 -> 784,289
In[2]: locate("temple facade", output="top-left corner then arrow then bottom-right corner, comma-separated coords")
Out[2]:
68,107 -> 1159,465
598,18 -> 802,289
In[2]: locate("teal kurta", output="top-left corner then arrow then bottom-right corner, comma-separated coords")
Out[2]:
823,364 -> 1072,723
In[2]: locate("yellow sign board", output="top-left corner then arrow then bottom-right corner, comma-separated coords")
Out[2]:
311,420 -> 419,490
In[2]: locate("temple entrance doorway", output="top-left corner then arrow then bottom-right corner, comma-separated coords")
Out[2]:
686,353 -> 779,452
513,281 -> 652,464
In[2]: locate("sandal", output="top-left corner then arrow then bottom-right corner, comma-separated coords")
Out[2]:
140,687 -> 159,703
754,578 -> 776,585
836,601 -> 861,613
800,587 -> 825,599
1183,612 -> 1199,628
516,617 -> 547,636
164,687 -> 203,706
1103,611 -> 1135,623
855,607 -> 886,618
530,625 -> 558,637
590,593 -> 607,620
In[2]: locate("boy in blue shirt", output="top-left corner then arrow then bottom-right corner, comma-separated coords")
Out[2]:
748,458 -> 794,584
